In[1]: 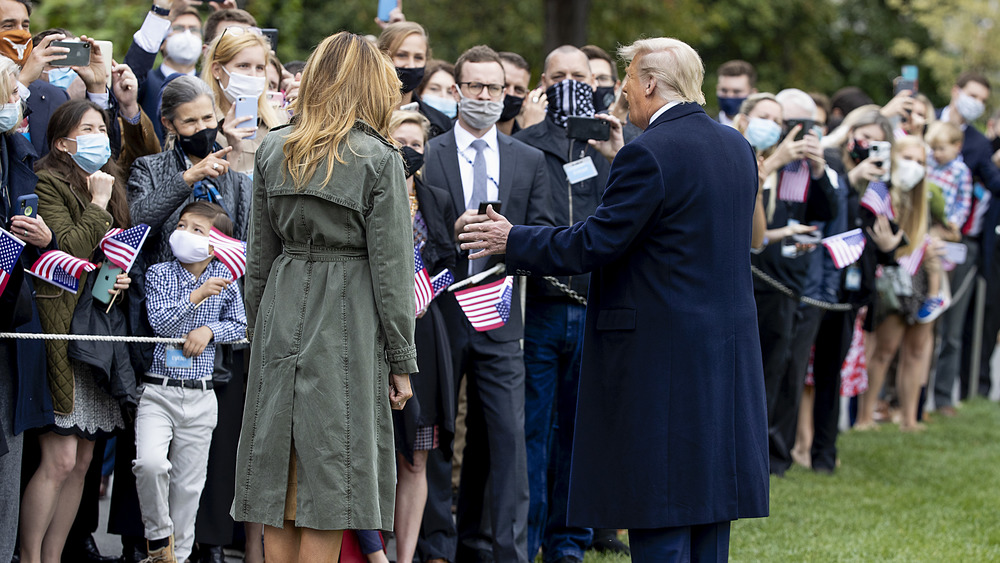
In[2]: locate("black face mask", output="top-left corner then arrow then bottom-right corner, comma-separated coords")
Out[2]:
593,86 -> 616,113
500,95 -> 523,122
401,146 -> 424,178
848,137 -> 870,165
177,126 -> 218,159
397,66 -> 425,94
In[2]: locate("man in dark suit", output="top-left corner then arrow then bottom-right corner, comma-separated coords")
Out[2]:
421,44 -> 553,563
460,37 -> 769,562
512,45 -> 611,563
936,72 -> 1000,401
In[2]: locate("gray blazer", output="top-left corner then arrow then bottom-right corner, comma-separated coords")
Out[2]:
126,149 -> 252,264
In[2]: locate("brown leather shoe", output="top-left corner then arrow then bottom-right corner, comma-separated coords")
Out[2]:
142,536 -> 177,563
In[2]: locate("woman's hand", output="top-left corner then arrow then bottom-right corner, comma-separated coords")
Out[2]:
848,156 -> 887,188
112,271 -> 132,292
73,36 -> 108,95
10,214 -> 52,248
87,171 -> 115,208
867,215 -> 904,253
111,61 -> 140,120
222,102 -> 256,150
182,146 -> 233,186
389,373 -> 413,410
880,90 -> 914,119
765,125 -> 804,171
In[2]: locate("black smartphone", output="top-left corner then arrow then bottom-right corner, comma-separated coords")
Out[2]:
16,194 -> 37,218
50,41 -> 91,67
261,28 -> 278,51
478,201 -> 502,215
566,116 -> 610,141
791,231 -> 822,245
785,119 -> 816,141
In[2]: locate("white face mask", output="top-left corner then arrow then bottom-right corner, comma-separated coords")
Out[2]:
165,31 -> 202,66
458,92 -> 504,131
956,91 -> 985,123
169,229 -> 211,264
218,66 -> 266,103
892,158 -> 925,192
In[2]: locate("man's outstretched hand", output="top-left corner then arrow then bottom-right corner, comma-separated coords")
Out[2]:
459,205 -> 512,259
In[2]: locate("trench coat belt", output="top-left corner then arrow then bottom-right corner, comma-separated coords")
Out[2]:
282,240 -> 367,262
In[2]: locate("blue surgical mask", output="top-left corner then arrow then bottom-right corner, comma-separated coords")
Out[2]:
66,133 -> 111,174
0,103 -> 21,132
47,67 -> 78,90
422,95 -> 458,119
744,117 -> 783,151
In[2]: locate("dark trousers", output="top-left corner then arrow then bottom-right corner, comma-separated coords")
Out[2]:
628,522 -> 731,563
934,238 -> 979,407
754,291 -> 797,450
523,302 -> 591,562
194,350 -> 246,546
417,447 -> 458,561
768,305 -> 824,474
975,237 -> 1000,398
810,309 -> 855,471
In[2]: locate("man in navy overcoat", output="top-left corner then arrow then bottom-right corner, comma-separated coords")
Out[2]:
460,37 -> 769,561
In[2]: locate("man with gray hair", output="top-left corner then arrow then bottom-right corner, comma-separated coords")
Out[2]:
751,87 -> 839,477
458,37 -> 769,561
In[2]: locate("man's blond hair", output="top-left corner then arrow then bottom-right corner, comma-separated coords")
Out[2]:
618,38 -> 705,105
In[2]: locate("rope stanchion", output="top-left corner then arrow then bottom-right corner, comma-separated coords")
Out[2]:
750,265 -> 855,312
0,333 -> 249,345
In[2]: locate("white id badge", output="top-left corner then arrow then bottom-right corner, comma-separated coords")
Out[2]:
563,156 -> 599,184
165,346 -> 193,369
845,265 -> 861,291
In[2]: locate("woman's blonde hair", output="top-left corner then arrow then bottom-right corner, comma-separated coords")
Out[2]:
0,56 -> 20,133
202,30 -> 281,129
618,37 -> 706,105
389,110 -> 430,141
377,21 -> 430,59
889,135 -> 928,258
283,32 -> 401,188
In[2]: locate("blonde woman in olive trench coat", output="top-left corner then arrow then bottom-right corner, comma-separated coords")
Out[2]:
232,33 -> 416,561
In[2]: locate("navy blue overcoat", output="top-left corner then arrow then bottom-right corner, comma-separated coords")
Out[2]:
506,103 -> 770,529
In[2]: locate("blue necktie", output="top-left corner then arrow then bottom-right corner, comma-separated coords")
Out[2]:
468,139 -> 488,274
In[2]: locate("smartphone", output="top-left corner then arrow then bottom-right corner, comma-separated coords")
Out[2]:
94,40 -> 113,88
785,118 -> 816,141
234,96 -> 258,140
478,201 -> 502,215
377,0 -> 397,21
261,28 -> 278,51
791,231 -> 822,245
566,116 -> 610,141
91,262 -> 122,305
16,194 -> 37,218
869,140 -> 892,182
266,90 -> 285,109
50,41 -> 91,67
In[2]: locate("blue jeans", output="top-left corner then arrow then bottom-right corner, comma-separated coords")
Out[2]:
524,301 -> 592,562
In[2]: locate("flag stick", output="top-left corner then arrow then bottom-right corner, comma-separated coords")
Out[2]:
447,262 -> 505,292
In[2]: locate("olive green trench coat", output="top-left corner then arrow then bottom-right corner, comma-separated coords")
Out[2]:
232,121 -> 418,530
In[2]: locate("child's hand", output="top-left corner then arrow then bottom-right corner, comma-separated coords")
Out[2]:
190,277 -> 231,304
183,326 -> 214,358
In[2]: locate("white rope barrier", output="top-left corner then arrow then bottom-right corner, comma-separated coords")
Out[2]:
0,333 -> 248,345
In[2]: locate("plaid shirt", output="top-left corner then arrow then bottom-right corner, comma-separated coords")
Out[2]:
146,259 -> 247,380
926,156 -> 973,228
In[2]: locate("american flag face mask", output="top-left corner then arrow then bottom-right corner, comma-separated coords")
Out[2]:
546,79 -> 596,127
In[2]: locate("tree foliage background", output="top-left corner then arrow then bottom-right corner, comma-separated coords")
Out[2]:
29,0 -> 1000,118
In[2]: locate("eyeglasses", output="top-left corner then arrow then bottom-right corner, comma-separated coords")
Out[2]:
459,82 -> 505,97
171,24 -> 202,34
221,25 -> 262,39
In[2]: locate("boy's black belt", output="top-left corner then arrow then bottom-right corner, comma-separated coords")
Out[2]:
142,375 -> 215,390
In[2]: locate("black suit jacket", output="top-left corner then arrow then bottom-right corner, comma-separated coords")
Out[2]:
423,126 -> 554,342
25,80 -> 70,158
960,124 -> 1000,270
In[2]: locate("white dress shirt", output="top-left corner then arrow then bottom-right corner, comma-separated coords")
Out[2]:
453,123 -> 500,208
649,100 -> 682,126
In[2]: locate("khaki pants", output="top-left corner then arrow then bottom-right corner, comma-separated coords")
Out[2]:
133,382 -> 217,563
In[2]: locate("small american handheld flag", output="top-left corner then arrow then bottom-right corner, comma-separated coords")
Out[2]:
860,182 -> 895,219
100,224 -> 150,272
454,276 -> 513,332
777,159 -> 810,203
26,250 -> 97,293
897,237 -> 928,276
414,243 -> 455,315
208,228 -> 246,280
0,226 -> 26,295
822,228 -> 867,269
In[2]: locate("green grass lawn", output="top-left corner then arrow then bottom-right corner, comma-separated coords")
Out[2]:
579,398 -> 1000,562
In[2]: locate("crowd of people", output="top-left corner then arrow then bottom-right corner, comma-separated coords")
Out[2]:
0,0 -> 996,562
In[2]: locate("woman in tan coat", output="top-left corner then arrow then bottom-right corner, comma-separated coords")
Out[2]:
234,32 -> 416,562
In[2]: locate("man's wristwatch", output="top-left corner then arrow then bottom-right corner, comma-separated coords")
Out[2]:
151,3 -> 170,16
